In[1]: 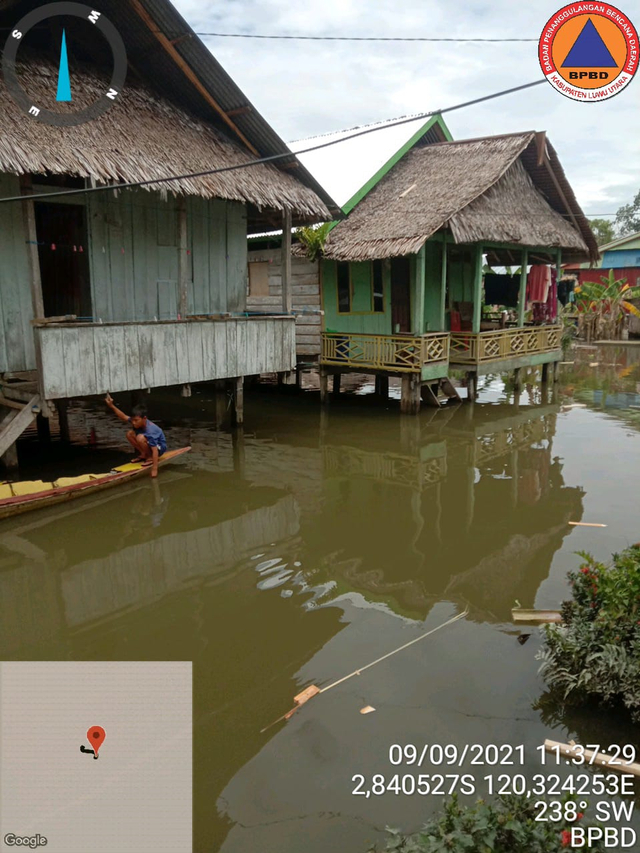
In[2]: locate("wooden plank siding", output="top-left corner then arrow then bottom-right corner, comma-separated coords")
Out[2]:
36,317 -> 296,399
247,248 -> 321,358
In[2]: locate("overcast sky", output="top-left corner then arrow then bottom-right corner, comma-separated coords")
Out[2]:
172,0 -> 639,218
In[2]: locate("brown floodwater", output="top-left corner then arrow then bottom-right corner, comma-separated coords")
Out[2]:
2,344 -> 640,852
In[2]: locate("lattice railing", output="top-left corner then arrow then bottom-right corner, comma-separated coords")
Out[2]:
449,326 -> 562,365
321,332 -> 450,372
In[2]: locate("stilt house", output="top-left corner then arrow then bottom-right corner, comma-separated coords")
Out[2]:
319,128 -> 599,412
0,0 -> 340,462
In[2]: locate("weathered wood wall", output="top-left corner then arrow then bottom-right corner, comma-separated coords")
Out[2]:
88,190 -> 247,320
0,174 -> 36,372
247,248 -> 321,357
0,175 -> 249,374
37,316 -> 296,399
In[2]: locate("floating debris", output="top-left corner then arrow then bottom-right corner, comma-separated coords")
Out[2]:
569,521 -> 607,528
360,705 -> 376,715
517,634 -> 531,645
512,609 -> 562,624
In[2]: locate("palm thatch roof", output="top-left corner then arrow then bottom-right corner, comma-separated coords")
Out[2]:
0,0 -> 340,227
323,132 -> 598,263
0,60 -> 331,222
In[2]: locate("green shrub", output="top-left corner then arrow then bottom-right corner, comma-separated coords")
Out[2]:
537,545 -> 640,721
372,794 -> 603,852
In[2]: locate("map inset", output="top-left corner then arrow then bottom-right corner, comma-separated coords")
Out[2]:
0,661 -> 192,852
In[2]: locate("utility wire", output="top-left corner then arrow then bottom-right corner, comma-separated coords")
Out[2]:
193,32 -> 539,42
0,78 -> 546,205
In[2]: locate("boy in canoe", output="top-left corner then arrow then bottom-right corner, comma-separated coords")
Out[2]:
105,393 -> 167,478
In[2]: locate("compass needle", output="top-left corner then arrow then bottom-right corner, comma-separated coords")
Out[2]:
56,29 -> 72,102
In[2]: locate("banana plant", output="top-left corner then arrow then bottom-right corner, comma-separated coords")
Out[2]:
574,269 -> 640,340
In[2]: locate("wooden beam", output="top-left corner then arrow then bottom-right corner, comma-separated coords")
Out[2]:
20,176 -> 44,319
177,197 -> 189,318
440,236 -> 447,330
534,131 -> 546,167
518,248 -> 528,326
413,245 -> 426,334
282,210 -> 293,314
128,0 -> 260,156
226,105 -> 252,117
472,244 -> 483,334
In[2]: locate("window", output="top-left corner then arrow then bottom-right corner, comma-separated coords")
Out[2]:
372,261 -> 384,312
337,262 -> 351,312
248,262 -> 270,296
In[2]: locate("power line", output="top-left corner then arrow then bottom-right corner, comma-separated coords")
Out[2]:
0,78 -> 546,205
193,32 -> 538,42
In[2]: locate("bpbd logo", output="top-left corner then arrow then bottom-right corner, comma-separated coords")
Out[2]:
539,3 -> 638,101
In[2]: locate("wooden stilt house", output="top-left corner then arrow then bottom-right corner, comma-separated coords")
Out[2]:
0,0 -> 340,465
319,129 -> 598,412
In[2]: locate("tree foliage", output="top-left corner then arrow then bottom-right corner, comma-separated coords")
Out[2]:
587,218 -> 615,246
294,222 -> 332,261
614,189 -> 640,237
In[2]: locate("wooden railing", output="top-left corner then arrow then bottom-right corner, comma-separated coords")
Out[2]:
449,325 -> 562,365
321,332 -> 449,373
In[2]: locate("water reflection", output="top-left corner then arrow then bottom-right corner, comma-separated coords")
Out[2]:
1,357 -> 639,852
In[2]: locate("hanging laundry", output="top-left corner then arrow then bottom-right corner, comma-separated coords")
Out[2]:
527,264 -> 551,303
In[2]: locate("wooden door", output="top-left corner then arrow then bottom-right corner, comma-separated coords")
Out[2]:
390,256 -> 411,333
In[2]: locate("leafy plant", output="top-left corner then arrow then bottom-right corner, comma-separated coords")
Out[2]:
294,221 -> 332,261
574,270 -> 640,341
371,794 -> 604,852
537,545 -> 640,722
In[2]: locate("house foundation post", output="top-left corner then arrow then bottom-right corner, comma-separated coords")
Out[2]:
232,377 -> 244,426
36,413 -> 51,445
2,441 -> 19,471
332,374 -> 341,396
553,361 -> 560,383
375,376 -> 389,399
400,373 -> 421,415
57,400 -> 70,442
319,368 -> 330,405
541,362 -> 549,385
513,367 -> 522,394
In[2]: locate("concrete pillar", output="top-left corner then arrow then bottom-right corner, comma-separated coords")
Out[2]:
401,373 -> 421,415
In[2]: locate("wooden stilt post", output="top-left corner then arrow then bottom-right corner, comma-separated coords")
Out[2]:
401,374 -> 421,415
232,426 -> 245,475
375,376 -> 389,399
553,361 -> 560,383
332,374 -> 341,396
177,197 -> 189,318
57,400 -> 70,443
513,367 -> 522,393
319,368 -> 329,405
440,236 -> 448,330
232,377 -> 244,426
181,384 -> 192,397
518,248 -> 528,327
37,413 -> 51,445
472,244 -> 484,334
20,175 -> 46,399
541,362 -> 549,385
466,371 -> 477,402
214,379 -> 227,427
413,245 -> 426,334
282,210 -> 293,315
2,441 -> 19,471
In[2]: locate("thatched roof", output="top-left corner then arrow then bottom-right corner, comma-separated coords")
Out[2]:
323,132 -> 598,263
0,61 -> 331,222
0,0 -> 340,226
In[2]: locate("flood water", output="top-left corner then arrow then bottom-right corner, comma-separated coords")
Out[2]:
2,343 -> 640,852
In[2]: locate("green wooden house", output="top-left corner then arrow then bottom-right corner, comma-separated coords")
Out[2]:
0,0 -> 339,465
319,124 -> 598,412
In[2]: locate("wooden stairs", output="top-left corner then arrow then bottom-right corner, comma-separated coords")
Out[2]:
421,377 -> 462,408
0,395 -> 43,460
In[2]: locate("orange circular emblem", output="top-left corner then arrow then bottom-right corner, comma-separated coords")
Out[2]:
539,3 -> 638,100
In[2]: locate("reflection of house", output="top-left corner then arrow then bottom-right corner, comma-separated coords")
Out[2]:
319,127 -> 598,412
0,0 -> 340,465
311,403 -> 583,620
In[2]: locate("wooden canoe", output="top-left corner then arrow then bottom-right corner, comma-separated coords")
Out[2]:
0,447 -> 190,520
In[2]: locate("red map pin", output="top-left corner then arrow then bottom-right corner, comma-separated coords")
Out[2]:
87,726 -> 106,756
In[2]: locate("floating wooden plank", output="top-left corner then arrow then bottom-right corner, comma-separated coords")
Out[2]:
512,609 -> 562,624
569,521 -> 607,528
544,740 -> 640,778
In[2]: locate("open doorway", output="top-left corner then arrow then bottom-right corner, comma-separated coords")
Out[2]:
35,202 -> 92,318
390,256 -> 411,333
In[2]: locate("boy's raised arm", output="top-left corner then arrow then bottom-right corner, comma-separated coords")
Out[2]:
105,393 -> 130,423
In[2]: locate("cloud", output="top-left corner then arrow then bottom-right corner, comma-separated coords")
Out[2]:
172,0 -> 640,216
